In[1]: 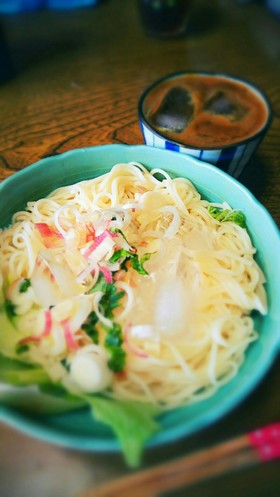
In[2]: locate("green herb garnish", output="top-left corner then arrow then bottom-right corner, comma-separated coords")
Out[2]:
81,311 -> 99,344
87,275 -> 126,319
107,346 -> 126,373
104,322 -> 123,348
109,249 -> 151,275
131,253 -> 152,275
86,275 -> 126,371
60,358 -> 70,372
5,300 -> 16,319
15,343 -> 29,354
109,227 -> 130,244
100,284 -> 126,319
103,322 -> 126,372
19,278 -> 31,293
208,205 -> 246,228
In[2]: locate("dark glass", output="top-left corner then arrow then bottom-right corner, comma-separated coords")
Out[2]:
138,0 -> 192,38
0,23 -> 15,84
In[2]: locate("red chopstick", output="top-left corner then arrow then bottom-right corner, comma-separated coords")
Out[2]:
76,422 -> 280,497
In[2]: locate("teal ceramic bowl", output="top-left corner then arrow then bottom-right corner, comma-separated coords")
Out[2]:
0,144 -> 279,452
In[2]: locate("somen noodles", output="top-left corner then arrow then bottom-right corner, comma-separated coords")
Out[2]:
0,162 -> 267,410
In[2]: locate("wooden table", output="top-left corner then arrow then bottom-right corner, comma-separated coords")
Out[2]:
0,1 -> 279,496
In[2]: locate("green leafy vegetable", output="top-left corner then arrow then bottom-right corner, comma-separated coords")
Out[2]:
0,288 -> 161,465
19,278 -> 31,293
208,205 -> 246,228
99,285 -> 126,319
0,353 -> 49,386
109,249 -> 151,275
15,343 -> 29,354
0,349 -> 161,464
131,253 -> 152,275
81,311 -> 99,344
0,302 -> 25,358
5,300 -> 16,319
0,354 -> 85,414
107,347 -> 126,373
87,274 -> 125,319
83,395 -> 161,467
103,323 -> 126,372
86,275 -> 126,371
104,322 -> 123,348
0,258 -> 161,466
109,227 -> 130,244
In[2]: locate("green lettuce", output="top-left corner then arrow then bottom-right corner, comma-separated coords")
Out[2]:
83,395 -> 160,467
0,352 -> 85,411
208,205 -> 246,228
0,354 -> 49,386
0,286 -> 161,465
0,290 -> 26,358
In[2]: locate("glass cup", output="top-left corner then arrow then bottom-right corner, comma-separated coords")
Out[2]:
138,0 -> 193,38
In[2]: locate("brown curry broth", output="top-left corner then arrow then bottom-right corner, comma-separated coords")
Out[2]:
145,75 -> 268,148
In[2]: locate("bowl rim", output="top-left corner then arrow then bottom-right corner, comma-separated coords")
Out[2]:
138,70 -> 273,152
0,144 -> 279,453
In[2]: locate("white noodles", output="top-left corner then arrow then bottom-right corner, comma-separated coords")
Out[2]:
0,162 -> 267,408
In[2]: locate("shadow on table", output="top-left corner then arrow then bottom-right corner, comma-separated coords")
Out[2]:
0,11 -> 90,80
238,155 -> 267,200
187,3 -> 222,37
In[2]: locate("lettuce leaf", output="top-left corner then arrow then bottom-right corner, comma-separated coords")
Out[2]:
0,353 -> 161,465
83,394 -> 160,467
0,353 -> 49,386
0,290 -> 24,358
0,353 -> 85,413
0,385 -> 85,415
0,289 -> 161,465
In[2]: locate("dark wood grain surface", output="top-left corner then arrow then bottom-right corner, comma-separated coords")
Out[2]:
0,1 -> 279,497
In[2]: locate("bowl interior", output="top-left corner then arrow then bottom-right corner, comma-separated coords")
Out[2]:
0,144 -> 279,452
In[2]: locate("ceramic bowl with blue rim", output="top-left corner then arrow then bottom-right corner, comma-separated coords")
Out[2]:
0,145 -> 279,457
138,71 -> 272,178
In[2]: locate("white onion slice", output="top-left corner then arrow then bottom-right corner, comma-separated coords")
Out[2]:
159,205 -> 181,239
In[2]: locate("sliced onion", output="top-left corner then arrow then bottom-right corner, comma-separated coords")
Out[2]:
76,261 -> 98,284
159,205 -> 181,239
69,296 -> 92,333
31,259 -> 63,308
40,249 -> 83,298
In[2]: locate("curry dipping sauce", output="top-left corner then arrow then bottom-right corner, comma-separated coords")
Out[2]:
142,73 -> 270,149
